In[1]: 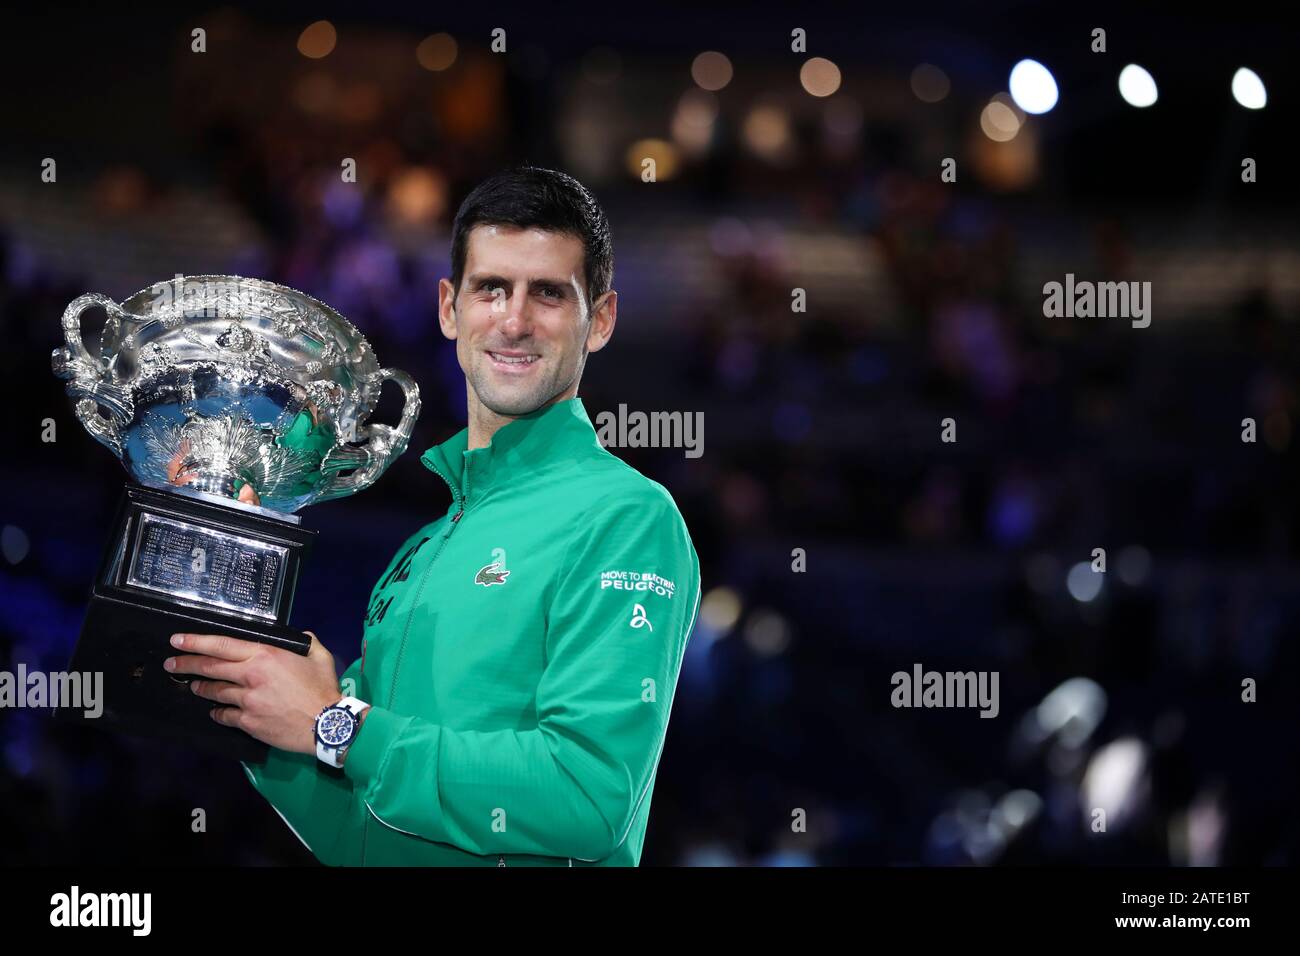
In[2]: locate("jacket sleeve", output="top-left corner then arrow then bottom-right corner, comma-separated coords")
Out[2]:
240,653 -> 364,866
341,488 -> 701,862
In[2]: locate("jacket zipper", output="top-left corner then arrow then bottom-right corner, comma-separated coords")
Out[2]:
362,462 -> 466,866
386,470 -> 465,708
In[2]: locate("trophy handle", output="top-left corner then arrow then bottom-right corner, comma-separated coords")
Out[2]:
51,293 -> 135,457
315,368 -> 422,503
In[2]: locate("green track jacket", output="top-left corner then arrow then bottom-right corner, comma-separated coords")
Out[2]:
242,396 -> 701,866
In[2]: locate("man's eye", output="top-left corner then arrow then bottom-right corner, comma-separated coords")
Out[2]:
538,287 -> 560,299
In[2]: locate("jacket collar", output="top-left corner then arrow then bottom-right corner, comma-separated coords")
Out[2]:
420,396 -> 599,506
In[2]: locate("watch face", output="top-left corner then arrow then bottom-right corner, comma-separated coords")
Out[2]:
316,707 -> 356,747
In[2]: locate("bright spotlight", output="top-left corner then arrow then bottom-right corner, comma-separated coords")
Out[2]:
1008,59 -> 1058,114
1117,64 -> 1158,107
1232,67 -> 1267,109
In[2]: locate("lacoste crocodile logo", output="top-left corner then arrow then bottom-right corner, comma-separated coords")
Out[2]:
475,562 -> 510,587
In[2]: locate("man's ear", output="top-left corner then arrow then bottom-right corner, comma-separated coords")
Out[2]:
586,289 -> 617,354
437,278 -> 459,340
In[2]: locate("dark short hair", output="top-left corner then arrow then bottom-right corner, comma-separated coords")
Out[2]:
450,166 -> 614,313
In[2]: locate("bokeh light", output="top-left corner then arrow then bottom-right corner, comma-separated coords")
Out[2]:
980,96 -> 1022,142
743,104 -> 793,161
386,166 -> 447,226
1231,67 -> 1267,109
1066,561 -> 1104,602
800,57 -> 842,97
297,20 -> 337,59
691,51 -> 733,91
1008,58 -> 1057,114
1118,64 -> 1158,107
625,138 -> 680,180
699,586 -> 743,638
671,89 -> 719,155
416,33 -> 458,72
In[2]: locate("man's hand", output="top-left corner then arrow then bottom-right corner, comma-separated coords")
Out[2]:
164,630 -> 340,755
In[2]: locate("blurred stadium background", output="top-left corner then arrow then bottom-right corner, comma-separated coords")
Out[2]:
1,4 -> 1297,865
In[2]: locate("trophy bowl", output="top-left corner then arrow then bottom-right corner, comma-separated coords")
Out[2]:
52,274 -> 421,513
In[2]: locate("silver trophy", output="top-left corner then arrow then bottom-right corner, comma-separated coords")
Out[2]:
53,274 -> 420,511
52,275 -> 421,760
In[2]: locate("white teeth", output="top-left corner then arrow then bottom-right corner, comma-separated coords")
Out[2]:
490,352 -> 537,365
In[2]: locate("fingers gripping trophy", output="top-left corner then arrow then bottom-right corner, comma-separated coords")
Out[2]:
51,275 -> 420,760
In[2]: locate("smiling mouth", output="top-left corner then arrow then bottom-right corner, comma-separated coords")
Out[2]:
487,350 -> 540,367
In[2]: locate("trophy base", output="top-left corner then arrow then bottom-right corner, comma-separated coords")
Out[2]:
58,482 -> 317,763
59,596 -> 311,762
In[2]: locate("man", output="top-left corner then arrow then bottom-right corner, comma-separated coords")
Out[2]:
163,166 -> 701,866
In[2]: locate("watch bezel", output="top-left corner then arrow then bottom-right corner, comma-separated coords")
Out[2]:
315,704 -> 358,748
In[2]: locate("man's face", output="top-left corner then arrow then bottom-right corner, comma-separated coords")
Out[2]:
438,224 -> 615,418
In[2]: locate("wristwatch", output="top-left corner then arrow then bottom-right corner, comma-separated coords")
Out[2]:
314,696 -> 370,768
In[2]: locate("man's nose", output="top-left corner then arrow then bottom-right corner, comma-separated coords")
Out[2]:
497,290 -> 532,336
